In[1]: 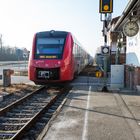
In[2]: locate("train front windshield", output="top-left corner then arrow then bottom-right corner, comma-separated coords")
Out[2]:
35,37 -> 65,59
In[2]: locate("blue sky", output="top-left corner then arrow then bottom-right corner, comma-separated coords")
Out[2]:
0,0 -> 128,56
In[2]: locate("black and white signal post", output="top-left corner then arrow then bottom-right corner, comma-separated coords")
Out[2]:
99,0 -> 113,90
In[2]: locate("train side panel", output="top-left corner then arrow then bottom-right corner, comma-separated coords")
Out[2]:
60,33 -> 74,81
28,34 -> 37,81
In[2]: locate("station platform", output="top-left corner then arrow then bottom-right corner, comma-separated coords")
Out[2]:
43,77 -> 140,140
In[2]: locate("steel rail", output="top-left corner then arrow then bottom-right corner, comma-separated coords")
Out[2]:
11,93 -> 59,140
0,85 -> 69,139
0,86 -> 45,116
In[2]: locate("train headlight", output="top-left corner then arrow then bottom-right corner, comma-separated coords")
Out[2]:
45,64 -> 49,67
58,61 -> 61,65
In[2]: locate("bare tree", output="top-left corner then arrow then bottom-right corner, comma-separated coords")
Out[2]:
0,34 -> 3,54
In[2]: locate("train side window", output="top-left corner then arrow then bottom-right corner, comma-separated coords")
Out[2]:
77,45 -> 79,55
78,46 -> 80,57
75,44 -> 78,57
72,43 -> 74,54
73,43 -> 76,55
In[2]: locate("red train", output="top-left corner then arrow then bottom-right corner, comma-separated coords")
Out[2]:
28,30 -> 89,84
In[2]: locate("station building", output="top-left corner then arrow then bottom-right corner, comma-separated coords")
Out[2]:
108,0 -> 140,89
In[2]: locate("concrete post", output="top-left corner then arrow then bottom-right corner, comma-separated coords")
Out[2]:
3,69 -> 11,87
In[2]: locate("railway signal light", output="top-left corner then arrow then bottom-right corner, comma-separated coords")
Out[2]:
95,71 -> 102,78
99,0 -> 113,13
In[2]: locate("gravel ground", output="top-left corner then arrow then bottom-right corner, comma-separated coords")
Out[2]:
0,84 -> 38,109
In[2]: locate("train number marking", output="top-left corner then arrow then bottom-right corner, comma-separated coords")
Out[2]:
38,71 -> 50,79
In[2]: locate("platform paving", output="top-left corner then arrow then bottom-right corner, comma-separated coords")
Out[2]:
43,82 -> 140,140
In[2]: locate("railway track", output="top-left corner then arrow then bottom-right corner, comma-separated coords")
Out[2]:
0,85 -> 71,140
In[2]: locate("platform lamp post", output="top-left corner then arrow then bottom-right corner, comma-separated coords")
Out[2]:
99,0 -> 113,91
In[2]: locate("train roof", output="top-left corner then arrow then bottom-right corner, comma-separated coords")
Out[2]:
35,30 -> 88,54
36,30 -> 70,37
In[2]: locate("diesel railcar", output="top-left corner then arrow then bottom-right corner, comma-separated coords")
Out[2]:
28,30 -> 89,84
